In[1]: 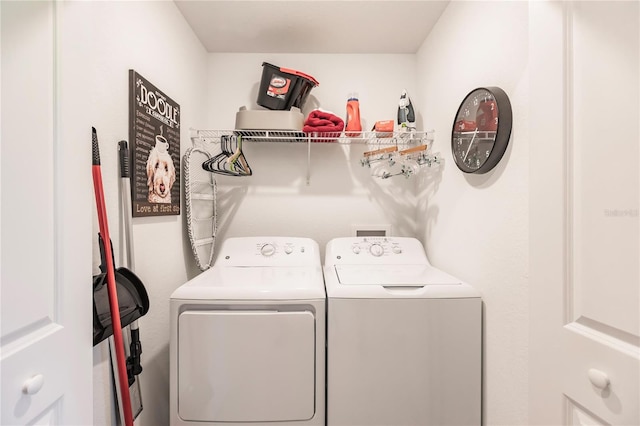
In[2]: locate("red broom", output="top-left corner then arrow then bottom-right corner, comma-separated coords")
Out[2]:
92,127 -> 134,426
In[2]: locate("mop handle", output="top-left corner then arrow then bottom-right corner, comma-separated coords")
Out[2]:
92,128 -> 134,426
119,141 -> 139,338
118,141 -> 136,270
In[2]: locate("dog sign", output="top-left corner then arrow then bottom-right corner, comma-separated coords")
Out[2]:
129,70 -> 180,217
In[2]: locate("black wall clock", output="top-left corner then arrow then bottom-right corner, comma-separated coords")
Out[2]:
451,86 -> 512,174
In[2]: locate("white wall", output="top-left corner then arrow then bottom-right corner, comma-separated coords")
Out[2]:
58,2 -> 208,425
203,53 -> 423,259
415,1 -> 530,425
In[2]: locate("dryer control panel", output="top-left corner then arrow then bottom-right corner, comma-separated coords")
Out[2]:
325,237 -> 429,266
217,237 -> 321,267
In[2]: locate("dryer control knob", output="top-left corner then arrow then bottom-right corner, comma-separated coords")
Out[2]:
392,246 -> 402,254
260,244 -> 276,257
352,245 -> 361,254
369,243 -> 384,257
284,246 -> 293,255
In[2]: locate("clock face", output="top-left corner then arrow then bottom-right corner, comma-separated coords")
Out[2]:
451,87 -> 512,174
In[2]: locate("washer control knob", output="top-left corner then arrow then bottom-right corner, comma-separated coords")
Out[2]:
260,244 -> 276,257
369,244 -> 384,257
284,246 -> 293,255
392,246 -> 402,254
352,245 -> 361,254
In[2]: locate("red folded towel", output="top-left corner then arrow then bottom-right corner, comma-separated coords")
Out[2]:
303,110 -> 344,142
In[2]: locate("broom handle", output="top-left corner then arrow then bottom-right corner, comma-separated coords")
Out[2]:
119,141 -> 140,341
93,128 -> 134,426
118,140 -> 135,270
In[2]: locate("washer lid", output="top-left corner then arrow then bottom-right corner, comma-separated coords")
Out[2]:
170,265 -> 325,300
335,265 -> 461,286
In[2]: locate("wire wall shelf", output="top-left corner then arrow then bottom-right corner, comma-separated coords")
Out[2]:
189,129 -> 439,184
190,129 -> 434,145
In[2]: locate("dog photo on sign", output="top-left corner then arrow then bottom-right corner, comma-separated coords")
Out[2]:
130,70 -> 181,216
146,129 -> 176,204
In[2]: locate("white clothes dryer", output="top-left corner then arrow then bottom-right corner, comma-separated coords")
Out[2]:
324,237 -> 482,426
170,237 -> 326,426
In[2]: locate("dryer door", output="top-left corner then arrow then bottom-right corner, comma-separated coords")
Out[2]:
178,310 -> 315,422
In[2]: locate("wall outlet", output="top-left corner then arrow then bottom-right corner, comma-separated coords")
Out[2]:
351,224 -> 391,237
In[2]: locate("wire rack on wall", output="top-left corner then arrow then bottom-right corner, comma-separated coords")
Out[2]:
190,129 -> 435,145
189,129 -> 438,184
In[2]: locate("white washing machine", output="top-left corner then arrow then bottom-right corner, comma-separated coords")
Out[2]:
170,237 -> 326,426
324,237 -> 482,426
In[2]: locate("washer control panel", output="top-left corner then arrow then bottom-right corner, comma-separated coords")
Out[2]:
218,237 -> 320,267
326,237 -> 428,266
350,238 -> 405,257
255,241 -> 307,258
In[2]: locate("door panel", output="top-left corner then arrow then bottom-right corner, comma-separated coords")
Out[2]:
529,1 -> 639,425
568,400 -> 607,426
570,0 -> 639,338
0,0 -> 56,341
1,1 -> 91,424
563,2 -> 640,424
1,328 -> 65,423
562,324 -> 639,424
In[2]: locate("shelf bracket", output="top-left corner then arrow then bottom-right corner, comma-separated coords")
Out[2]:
306,135 -> 311,185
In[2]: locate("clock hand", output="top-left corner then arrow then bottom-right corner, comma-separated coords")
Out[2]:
463,128 -> 479,162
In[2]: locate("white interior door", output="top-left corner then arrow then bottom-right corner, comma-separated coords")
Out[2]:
530,1 -> 639,425
0,1 -> 92,424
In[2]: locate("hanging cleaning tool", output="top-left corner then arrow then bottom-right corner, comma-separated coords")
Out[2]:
92,127 -> 134,426
397,89 -> 416,132
118,140 -> 145,419
345,92 -> 362,137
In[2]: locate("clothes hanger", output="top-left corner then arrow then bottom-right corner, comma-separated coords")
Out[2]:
398,144 -> 427,156
203,135 -> 237,175
363,145 -> 398,158
378,161 -> 419,179
202,135 -> 229,173
202,134 -> 252,176
228,135 -> 242,165
217,135 -> 247,176
228,135 -> 252,175
361,144 -> 399,168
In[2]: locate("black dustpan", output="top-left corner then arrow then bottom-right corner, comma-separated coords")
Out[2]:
93,237 -> 150,346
